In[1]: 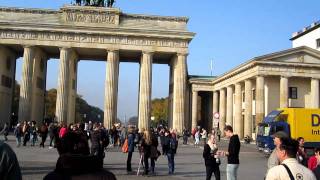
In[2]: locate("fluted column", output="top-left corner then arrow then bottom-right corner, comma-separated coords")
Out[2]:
173,53 -> 187,133
244,79 -> 253,137
18,46 -> 35,122
256,76 -> 265,124
311,78 -> 319,108
280,76 -> 289,108
226,86 -> 233,126
138,51 -> 153,131
213,91 -> 219,114
234,83 -> 243,138
191,90 -> 198,129
219,89 -> 226,133
55,48 -> 70,124
104,50 -> 120,129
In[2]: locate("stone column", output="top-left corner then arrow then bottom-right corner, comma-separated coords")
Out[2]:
191,90 -> 198,129
55,48 -> 70,124
18,46 -> 35,122
30,49 -> 47,125
226,86 -> 233,126
213,91 -> 219,114
311,78 -> 319,108
219,89 -> 226,133
212,91 -> 219,129
244,79 -> 253,138
234,83 -> 243,138
168,64 -> 174,129
173,53 -> 187,133
280,76 -> 289,108
104,50 -> 120,129
0,46 -> 16,127
138,51 -> 153,131
67,53 -> 78,125
256,76 -> 265,124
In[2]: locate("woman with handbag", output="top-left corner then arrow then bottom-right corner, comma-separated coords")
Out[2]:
203,133 -> 220,180
141,130 -> 158,175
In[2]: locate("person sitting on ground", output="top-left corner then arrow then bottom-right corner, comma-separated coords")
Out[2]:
266,138 -> 316,180
43,131 -> 116,180
0,141 -> 22,180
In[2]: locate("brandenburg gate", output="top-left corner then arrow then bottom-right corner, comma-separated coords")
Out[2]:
0,5 -> 194,132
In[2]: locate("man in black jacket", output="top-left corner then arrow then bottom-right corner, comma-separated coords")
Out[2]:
224,125 -> 240,180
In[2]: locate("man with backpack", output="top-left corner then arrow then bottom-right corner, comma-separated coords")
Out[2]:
164,130 -> 177,175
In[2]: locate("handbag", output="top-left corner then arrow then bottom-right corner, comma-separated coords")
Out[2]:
150,146 -> 159,159
121,139 -> 128,153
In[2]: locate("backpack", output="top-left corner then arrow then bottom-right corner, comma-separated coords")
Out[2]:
170,138 -> 177,150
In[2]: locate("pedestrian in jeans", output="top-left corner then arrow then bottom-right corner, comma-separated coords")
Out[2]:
223,125 -> 240,180
126,127 -> 135,173
164,130 -> 177,174
14,123 -> 22,147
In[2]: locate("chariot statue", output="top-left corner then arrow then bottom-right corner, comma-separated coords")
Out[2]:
75,0 -> 115,7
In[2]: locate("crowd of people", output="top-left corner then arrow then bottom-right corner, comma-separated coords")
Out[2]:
1,120 -> 320,180
265,131 -> 320,179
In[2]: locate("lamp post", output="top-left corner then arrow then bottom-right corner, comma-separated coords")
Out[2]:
83,114 -> 87,123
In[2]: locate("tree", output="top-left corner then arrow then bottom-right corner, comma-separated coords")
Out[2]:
151,97 -> 168,125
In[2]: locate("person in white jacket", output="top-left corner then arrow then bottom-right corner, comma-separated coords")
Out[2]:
266,138 -> 316,180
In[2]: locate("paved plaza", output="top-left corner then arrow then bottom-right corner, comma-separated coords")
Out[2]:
2,135 -> 268,180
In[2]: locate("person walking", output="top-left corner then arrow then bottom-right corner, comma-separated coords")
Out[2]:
313,148 -> 320,179
22,121 -> 30,146
39,123 -> 48,148
141,130 -> 158,175
0,122 -> 10,141
90,123 -> 104,168
30,121 -> 38,146
266,138 -> 316,180
216,128 -> 221,142
203,133 -> 220,180
14,123 -> 22,147
267,131 -> 289,170
201,128 -> 208,145
223,125 -> 240,180
195,129 -> 200,147
164,130 -> 177,175
126,127 -> 135,173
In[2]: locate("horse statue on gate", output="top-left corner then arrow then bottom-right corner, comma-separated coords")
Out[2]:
75,0 -> 114,7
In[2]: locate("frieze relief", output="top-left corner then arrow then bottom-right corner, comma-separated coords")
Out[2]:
0,30 -> 188,48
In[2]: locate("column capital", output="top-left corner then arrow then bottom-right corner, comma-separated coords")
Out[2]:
177,52 -> 189,56
59,47 -> 73,51
142,50 -> 154,55
280,75 -> 290,78
107,48 -> 120,53
311,77 -> 320,80
256,75 -> 265,78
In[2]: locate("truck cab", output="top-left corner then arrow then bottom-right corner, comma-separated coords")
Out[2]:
256,110 -> 290,154
256,108 -> 320,155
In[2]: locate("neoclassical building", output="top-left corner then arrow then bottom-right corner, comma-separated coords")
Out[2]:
189,20 -> 320,138
0,5 -> 194,132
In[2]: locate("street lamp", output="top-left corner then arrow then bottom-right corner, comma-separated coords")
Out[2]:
83,114 -> 87,122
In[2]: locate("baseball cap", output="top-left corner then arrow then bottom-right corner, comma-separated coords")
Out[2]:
271,131 -> 289,139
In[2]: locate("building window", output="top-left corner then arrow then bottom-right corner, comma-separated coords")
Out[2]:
289,87 -> 298,99
242,92 -> 245,102
317,39 -> 320,48
6,57 -> 11,71
252,89 -> 256,100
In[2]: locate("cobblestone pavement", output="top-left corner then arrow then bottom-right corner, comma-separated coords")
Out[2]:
3,135 -> 268,180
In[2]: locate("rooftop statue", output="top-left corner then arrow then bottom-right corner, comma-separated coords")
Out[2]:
75,0 -> 115,7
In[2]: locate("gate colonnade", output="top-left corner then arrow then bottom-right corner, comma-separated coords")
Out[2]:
0,5 -> 195,133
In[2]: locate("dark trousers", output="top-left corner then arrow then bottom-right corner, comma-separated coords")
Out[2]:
127,151 -> 133,171
206,165 -> 220,180
49,136 -> 54,146
40,135 -> 47,148
167,153 -> 175,174
144,155 -> 155,174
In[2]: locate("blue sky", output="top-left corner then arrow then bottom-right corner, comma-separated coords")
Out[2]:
1,0 -> 319,120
